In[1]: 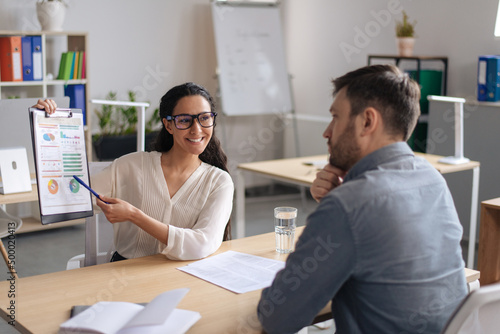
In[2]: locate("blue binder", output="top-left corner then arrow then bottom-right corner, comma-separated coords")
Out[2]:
477,56 -> 489,101
32,36 -> 42,81
21,36 -> 33,81
64,84 -> 86,125
486,56 -> 500,102
477,55 -> 500,102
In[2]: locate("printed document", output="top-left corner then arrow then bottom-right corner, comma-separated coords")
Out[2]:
30,108 -> 92,221
177,251 -> 285,294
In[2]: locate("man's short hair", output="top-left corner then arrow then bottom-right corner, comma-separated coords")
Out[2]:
332,64 -> 421,141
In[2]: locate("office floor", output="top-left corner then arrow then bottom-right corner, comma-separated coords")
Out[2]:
0,184 -> 337,334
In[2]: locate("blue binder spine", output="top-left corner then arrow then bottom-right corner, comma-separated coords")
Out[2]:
486,56 -> 500,102
64,84 -> 87,125
21,36 -> 33,81
32,36 -> 43,81
477,56 -> 489,101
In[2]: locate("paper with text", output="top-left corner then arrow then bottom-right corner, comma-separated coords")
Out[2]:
177,251 -> 286,294
30,109 -> 92,216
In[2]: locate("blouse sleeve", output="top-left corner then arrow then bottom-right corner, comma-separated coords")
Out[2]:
89,162 -> 115,209
161,172 -> 234,260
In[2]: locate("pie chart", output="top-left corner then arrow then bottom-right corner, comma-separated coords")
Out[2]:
48,179 -> 58,194
69,179 -> 80,193
43,133 -> 56,142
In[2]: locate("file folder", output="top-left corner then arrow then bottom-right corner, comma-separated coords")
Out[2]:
57,51 -> 74,80
68,51 -> 76,80
81,51 -> 86,79
72,51 -> 79,80
65,84 -> 86,125
77,51 -> 84,79
32,35 -> 43,81
57,52 -> 68,79
486,56 -> 500,102
21,36 -> 34,81
477,56 -> 488,101
0,36 -> 23,82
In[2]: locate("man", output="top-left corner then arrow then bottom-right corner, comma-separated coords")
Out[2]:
257,65 -> 467,334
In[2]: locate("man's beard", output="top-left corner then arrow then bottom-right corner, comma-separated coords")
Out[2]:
328,121 -> 361,172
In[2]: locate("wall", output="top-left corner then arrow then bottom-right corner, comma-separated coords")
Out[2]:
1,0 -> 499,186
428,100 -> 500,242
0,0 -> 287,184
281,0 -> 500,154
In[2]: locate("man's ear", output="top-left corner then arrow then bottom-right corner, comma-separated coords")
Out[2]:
163,118 -> 174,135
359,107 -> 379,136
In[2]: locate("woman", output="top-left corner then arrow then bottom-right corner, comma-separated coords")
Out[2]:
35,82 -> 234,261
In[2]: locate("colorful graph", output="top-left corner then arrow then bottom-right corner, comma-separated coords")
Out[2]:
43,133 -> 56,142
48,179 -> 59,194
69,179 -> 80,193
60,131 -> 81,140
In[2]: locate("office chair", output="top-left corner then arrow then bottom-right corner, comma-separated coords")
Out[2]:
441,282 -> 500,334
0,207 -> 22,279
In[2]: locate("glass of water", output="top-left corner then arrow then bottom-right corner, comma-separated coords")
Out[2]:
274,207 -> 297,253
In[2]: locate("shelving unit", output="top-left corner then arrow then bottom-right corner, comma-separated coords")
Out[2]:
0,31 -> 90,233
368,55 -> 448,94
367,55 -> 448,152
0,30 -> 91,159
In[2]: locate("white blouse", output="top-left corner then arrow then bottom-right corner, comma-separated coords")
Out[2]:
91,151 -> 234,260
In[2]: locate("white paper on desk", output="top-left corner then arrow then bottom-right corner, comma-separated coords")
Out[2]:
177,251 -> 286,294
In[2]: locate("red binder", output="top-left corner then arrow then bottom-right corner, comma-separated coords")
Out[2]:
0,36 -> 23,82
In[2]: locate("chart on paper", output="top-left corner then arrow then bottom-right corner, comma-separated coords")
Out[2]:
30,109 -> 92,220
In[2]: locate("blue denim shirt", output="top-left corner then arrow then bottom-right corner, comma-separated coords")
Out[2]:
258,142 -> 467,334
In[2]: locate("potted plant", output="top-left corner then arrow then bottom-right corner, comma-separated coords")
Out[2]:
395,10 -> 416,57
92,91 -> 162,161
36,0 -> 67,32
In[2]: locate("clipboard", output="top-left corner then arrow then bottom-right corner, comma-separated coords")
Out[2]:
29,107 -> 93,224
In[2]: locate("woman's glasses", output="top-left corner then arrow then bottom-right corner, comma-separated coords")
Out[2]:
166,112 -> 217,130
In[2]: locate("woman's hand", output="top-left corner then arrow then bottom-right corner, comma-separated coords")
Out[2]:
32,98 -> 57,114
95,195 -> 140,224
310,164 -> 347,202
96,195 -> 169,245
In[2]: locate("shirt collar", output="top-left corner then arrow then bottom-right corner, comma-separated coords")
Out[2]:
343,142 -> 415,182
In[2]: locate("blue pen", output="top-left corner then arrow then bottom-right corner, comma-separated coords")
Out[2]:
73,175 -> 109,204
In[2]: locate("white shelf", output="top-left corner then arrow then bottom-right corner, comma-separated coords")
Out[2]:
0,31 -> 93,234
0,30 -> 91,160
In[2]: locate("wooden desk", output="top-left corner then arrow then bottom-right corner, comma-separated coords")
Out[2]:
0,227 -> 480,334
237,153 -> 480,268
478,198 -> 500,286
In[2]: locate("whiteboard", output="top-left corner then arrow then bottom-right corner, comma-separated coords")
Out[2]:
211,1 -> 293,116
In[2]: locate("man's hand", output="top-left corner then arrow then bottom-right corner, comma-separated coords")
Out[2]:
310,164 -> 346,202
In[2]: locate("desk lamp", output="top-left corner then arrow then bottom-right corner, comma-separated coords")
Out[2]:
427,95 -> 470,165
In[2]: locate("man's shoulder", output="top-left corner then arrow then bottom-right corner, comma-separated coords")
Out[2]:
326,157 -> 445,211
